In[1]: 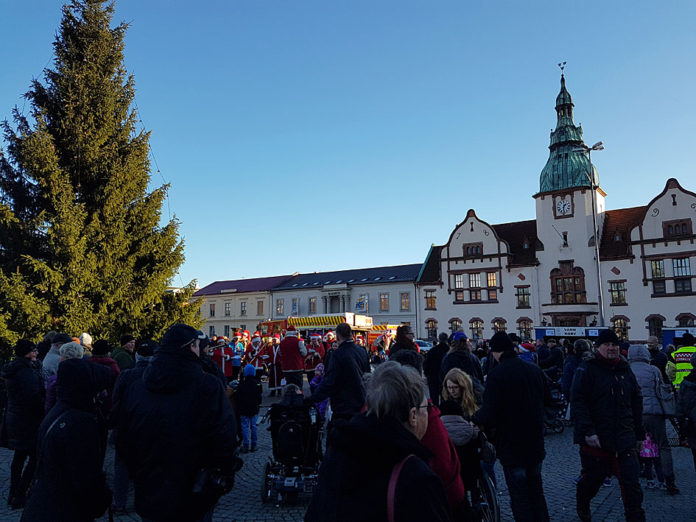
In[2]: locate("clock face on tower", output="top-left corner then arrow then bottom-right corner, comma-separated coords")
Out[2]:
556,199 -> 572,216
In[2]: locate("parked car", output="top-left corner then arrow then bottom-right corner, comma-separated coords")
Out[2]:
415,340 -> 433,353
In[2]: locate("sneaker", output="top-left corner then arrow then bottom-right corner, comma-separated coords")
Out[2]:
602,478 -> 612,487
665,479 -> 680,495
657,481 -> 667,491
646,480 -> 656,489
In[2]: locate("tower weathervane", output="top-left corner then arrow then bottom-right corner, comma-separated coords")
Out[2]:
557,61 -> 567,75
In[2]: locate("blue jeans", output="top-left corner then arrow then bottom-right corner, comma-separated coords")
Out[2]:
241,415 -> 258,448
502,462 -> 550,522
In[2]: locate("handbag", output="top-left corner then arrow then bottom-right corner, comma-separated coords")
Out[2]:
640,433 -> 659,458
387,454 -> 414,522
656,378 -> 677,417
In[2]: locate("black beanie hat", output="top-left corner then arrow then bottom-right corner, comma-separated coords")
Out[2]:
490,331 -> 514,352
120,334 -> 135,346
595,329 -> 619,347
136,339 -> 158,357
15,339 -> 36,358
161,323 -> 203,351
92,339 -> 111,356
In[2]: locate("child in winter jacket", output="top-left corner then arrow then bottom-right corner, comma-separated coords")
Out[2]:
237,364 -> 262,452
309,363 -> 329,419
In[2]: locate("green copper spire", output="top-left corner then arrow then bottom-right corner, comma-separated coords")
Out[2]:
539,74 -> 598,193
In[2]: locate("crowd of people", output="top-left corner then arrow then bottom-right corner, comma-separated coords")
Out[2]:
0,322 -> 695,521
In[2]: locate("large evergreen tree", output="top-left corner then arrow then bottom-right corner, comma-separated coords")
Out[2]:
0,0 -> 200,353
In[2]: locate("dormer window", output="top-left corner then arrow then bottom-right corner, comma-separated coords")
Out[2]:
463,243 -> 483,258
663,219 -> 692,238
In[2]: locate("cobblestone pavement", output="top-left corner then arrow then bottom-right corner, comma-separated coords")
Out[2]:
1,383 -> 695,521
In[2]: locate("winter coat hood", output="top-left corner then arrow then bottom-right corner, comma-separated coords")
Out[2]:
628,344 -> 651,363
440,414 -> 477,446
56,358 -> 112,412
142,349 -> 202,394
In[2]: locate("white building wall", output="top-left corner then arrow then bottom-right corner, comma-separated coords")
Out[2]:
197,291 -> 273,337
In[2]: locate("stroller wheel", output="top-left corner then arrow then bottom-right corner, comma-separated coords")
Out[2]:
261,463 -> 273,503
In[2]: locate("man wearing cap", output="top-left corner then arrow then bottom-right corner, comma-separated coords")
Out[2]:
278,326 -> 308,388
42,333 -> 73,377
112,324 -> 239,521
473,331 -> 551,522
672,333 -> 696,390
571,329 -> 645,522
112,335 -> 136,372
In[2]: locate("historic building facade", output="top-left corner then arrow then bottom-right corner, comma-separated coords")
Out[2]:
416,74 -> 696,342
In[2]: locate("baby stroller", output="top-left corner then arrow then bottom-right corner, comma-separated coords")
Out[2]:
260,400 -> 323,504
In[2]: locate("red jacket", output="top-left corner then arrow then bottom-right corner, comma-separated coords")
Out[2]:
420,401 -> 467,513
211,346 -> 235,377
279,336 -> 306,372
305,342 -> 325,371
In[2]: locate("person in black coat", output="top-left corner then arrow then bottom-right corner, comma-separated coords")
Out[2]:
439,332 -> 484,391
237,363 -> 262,452
538,338 -> 564,381
472,332 -> 551,522
306,322 -> 370,423
388,324 -> 418,355
0,340 -> 44,508
424,333 -> 449,406
21,358 -> 113,521
305,362 -> 450,522
571,329 -> 645,522
112,324 -> 239,522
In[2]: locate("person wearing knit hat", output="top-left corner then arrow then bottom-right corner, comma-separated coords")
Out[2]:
112,335 -> 136,372
89,340 -> 120,394
572,329 -> 646,520
237,363 -> 262,452
472,329 -> 551,522
78,332 -> 93,358
0,340 -> 42,508
42,333 -> 73,377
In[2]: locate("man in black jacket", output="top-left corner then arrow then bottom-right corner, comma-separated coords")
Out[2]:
306,322 -> 370,423
424,332 -> 449,406
571,329 -> 645,522
472,331 -> 550,522
113,324 -> 239,521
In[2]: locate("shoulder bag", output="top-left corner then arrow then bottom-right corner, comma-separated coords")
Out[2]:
387,454 -> 415,522
656,375 -> 677,417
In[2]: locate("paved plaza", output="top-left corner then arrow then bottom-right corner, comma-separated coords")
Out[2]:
1,386 -> 695,521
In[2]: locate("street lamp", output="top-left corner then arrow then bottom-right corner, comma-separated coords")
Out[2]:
574,141 -> 605,327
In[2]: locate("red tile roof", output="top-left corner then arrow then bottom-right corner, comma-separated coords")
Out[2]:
599,206 -> 646,259
492,219 -> 540,266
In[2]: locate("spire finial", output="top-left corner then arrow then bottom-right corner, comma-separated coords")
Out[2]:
558,61 -> 567,79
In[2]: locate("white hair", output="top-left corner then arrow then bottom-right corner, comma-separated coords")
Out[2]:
59,342 -> 84,360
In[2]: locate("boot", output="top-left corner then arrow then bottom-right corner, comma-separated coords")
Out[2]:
665,478 -> 680,495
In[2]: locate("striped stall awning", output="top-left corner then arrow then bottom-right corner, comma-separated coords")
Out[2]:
371,324 -> 399,331
289,315 -> 346,328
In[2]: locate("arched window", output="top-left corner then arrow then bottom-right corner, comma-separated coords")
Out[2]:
469,318 -> 483,339
425,319 -> 438,340
550,261 -> 586,304
517,318 -> 533,340
611,316 -> 630,340
646,315 -> 665,338
449,318 -> 463,333
492,318 -> 507,332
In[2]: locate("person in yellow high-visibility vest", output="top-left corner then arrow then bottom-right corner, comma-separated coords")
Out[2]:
672,333 -> 696,390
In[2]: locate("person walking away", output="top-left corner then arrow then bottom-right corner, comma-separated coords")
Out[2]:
627,344 -> 679,494
440,332 -> 484,403
111,335 -> 136,371
672,333 -> 696,391
112,324 -> 240,522
571,329 -> 645,522
44,342 -> 85,414
646,336 -> 669,383
305,362 -> 450,522
237,364 -> 262,453
21,358 -> 113,521
472,331 -> 551,522
424,332 -> 450,406
1,340 -> 44,509
278,326 -> 307,388
109,338 -> 158,514
305,322 -> 370,425
677,352 -> 696,471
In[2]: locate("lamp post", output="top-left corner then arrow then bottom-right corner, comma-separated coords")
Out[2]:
574,141 -> 605,327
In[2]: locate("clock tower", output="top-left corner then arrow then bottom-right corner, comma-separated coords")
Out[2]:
534,72 -> 606,327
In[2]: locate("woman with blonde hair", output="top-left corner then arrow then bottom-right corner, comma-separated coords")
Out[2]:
442,368 -> 479,419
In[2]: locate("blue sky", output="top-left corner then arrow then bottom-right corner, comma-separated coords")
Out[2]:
2,1 -> 695,287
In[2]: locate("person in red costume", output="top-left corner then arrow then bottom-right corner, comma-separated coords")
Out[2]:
245,333 -> 267,379
304,333 -> 325,384
278,326 -> 307,388
211,337 -> 235,383
263,336 -> 283,397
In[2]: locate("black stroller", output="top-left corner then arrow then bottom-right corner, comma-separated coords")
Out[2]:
543,374 -> 567,435
260,401 -> 323,504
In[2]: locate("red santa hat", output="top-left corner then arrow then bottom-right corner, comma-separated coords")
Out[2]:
243,330 -> 250,338
286,325 -> 298,337
273,333 -> 281,340
323,331 -> 335,342
310,332 -> 322,340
